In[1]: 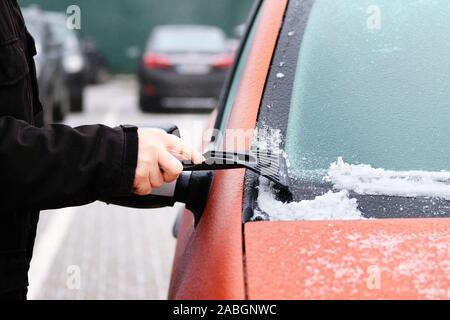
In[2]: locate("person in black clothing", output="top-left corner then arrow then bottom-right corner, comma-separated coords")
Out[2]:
0,0 -> 203,300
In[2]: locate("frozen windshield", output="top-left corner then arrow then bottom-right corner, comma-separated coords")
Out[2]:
256,0 -> 450,221
287,0 -> 450,176
150,27 -> 226,53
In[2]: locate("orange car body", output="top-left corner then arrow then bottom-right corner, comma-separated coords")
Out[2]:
169,0 -> 450,300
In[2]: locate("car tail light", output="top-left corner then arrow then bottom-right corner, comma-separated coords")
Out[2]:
143,53 -> 173,69
143,84 -> 156,96
212,54 -> 234,69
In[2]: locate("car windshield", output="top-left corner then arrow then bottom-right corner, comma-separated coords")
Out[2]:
151,27 -> 226,53
23,15 -> 43,46
256,0 -> 450,221
47,16 -> 80,52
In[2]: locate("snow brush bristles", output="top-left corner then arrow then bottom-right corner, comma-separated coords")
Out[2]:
181,149 -> 290,191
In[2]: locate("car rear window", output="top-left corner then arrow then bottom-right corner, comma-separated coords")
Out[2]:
150,27 -> 226,53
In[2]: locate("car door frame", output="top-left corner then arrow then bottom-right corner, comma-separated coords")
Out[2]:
168,0 -> 289,300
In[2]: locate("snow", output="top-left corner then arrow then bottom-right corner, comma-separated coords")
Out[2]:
252,125 -> 284,155
348,230 -> 450,299
255,155 -> 450,221
257,181 -> 363,221
252,140 -> 449,297
327,157 -> 450,200
295,227 -> 450,299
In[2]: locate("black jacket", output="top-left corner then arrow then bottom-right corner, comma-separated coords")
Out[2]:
0,0 -> 138,293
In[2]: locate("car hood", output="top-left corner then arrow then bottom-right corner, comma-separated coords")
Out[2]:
244,218 -> 450,299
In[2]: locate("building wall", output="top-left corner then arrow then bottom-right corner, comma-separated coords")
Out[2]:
19,0 -> 254,72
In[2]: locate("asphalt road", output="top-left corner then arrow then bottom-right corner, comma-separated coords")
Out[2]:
28,76 -> 210,300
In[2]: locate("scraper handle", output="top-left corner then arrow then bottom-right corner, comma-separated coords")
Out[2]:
182,150 -> 255,171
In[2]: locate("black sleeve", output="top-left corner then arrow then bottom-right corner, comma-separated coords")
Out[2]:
0,116 -> 138,211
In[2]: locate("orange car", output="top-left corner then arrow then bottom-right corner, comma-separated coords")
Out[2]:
168,0 -> 450,299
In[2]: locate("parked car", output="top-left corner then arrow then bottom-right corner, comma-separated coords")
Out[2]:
138,25 -> 233,112
22,7 -> 70,123
45,11 -> 86,112
162,0 -> 450,299
234,24 -> 246,39
81,38 -> 111,85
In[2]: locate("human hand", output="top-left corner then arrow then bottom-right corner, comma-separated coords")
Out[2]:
133,128 -> 204,195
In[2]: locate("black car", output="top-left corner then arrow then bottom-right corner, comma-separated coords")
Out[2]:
138,25 -> 233,112
22,7 -> 70,124
45,11 -> 86,112
81,38 -> 111,85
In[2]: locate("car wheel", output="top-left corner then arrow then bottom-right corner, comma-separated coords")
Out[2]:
43,100 -> 54,125
70,91 -> 84,113
52,104 -> 64,122
53,89 -> 70,122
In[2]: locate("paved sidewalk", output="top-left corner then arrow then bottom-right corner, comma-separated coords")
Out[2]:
28,77 -> 208,300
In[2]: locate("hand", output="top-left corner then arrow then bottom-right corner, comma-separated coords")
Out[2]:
133,128 -> 204,196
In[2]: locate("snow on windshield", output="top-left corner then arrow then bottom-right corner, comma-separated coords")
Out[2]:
256,156 -> 450,221
253,126 -> 364,221
252,125 -> 284,155
328,157 -> 450,200
256,181 -> 363,221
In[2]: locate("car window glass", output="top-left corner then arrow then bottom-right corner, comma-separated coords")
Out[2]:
252,0 -> 450,221
23,15 -> 43,45
287,0 -> 450,175
218,8 -> 261,132
48,19 -> 80,51
151,28 -> 226,53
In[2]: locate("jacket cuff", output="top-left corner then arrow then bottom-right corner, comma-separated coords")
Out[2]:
116,125 -> 138,196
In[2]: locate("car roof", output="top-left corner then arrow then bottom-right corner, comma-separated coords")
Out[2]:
22,6 -> 48,39
22,6 -> 45,21
44,11 -> 67,23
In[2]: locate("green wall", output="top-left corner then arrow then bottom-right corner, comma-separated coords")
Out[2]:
19,0 -> 254,73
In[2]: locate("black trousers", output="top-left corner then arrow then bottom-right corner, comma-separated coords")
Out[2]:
0,287 -> 27,300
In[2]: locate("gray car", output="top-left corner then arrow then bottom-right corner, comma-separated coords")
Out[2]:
22,7 -> 70,124
138,25 -> 234,112
45,11 -> 87,113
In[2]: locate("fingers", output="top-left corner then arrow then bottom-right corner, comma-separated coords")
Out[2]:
134,129 -> 204,196
190,148 -> 205,165
164,134 -> 204,164
158,149 -> 183,182
133,154 -> 170,195
133,162 -> 152,196
148,152 -> 165,189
